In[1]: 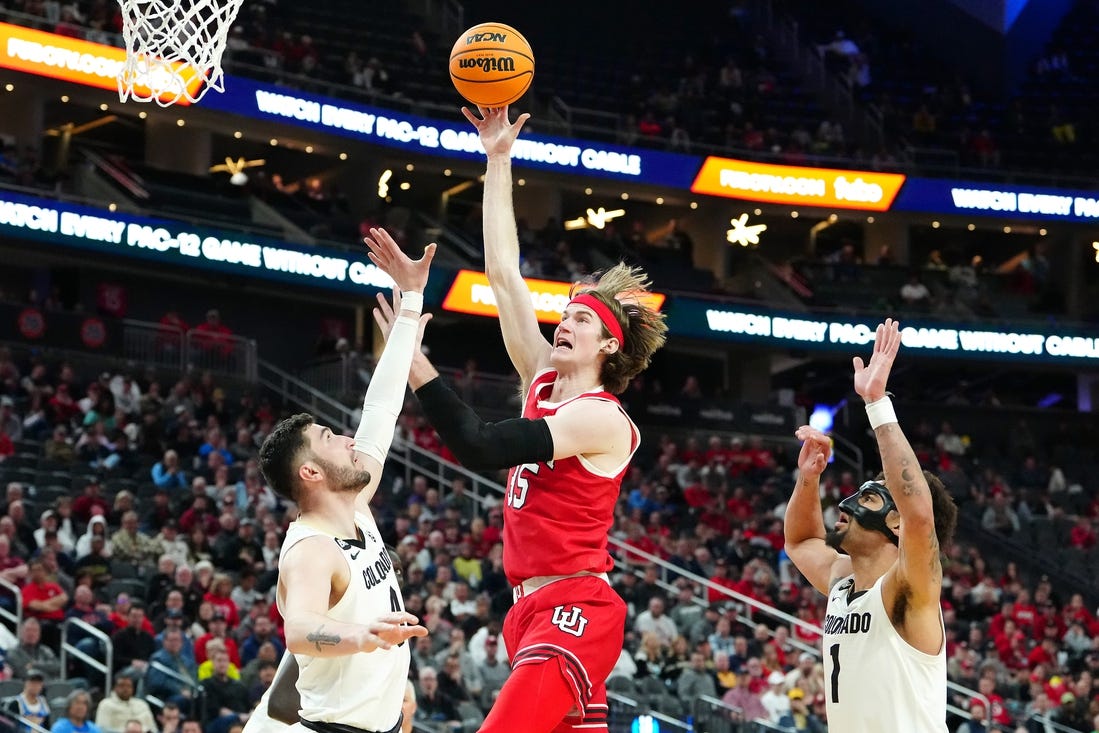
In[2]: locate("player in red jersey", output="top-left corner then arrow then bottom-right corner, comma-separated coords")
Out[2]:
370,106 -> 667,733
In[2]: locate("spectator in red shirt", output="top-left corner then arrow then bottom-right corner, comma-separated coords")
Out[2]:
726,486 -> 753,521
703,435 -> 729,470
975,676 -> 1013,727
1012,589 -> 1039,636
192,309 -> 234,358
706,557 -> 740,604
107,593 -> 156,634
179,495 -> 220,537
195,610 -> 241,666
726,437 -> 753,477
682,475 -> 710,509
622,522 -> 661,565
21,559 -> 68,648
1069,516 -> 1096,549
1027,638 -> 1059,669
202,573 -> 241,629
0,426 -> 13,462
1061,593 -> 1097,634
72,479 -> 111,526
47,384 -> 80,425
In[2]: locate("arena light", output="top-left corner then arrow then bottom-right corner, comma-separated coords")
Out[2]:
209,156 -> 265,186
809,404 -> 835,433
726,213 -> 767,247
586,207 -> 624,229
377,169 -> 392,198
1093,241 -> 1099,262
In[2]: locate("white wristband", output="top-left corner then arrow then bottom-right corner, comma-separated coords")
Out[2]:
865,396 -> 898,430
400,291 -> 423,315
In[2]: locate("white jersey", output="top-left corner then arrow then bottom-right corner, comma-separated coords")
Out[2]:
822,573 -> 947,733
278,511 -> 409,732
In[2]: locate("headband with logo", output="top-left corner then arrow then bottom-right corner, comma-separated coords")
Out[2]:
568,293 -> 625,346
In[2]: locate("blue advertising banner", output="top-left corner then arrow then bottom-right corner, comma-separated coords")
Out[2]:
200,76 -> 704,188
0,190 -> 404,296
893,176 -> 1099,223
665,298 -> 1099,364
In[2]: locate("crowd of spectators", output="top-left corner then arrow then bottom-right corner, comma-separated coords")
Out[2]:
1,294 -> 1099,733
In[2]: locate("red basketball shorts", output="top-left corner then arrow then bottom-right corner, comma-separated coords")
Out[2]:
503,575 -> 626,717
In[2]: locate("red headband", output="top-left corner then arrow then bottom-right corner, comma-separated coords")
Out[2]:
568,293 -> 625,345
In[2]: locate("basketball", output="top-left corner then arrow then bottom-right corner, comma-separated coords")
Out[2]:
449,22 -> 534,107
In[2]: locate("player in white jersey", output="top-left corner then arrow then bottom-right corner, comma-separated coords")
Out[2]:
256,228 -> 434,733
784,319 -> 958,732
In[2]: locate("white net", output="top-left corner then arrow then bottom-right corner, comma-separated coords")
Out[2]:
116,0 -> 245,106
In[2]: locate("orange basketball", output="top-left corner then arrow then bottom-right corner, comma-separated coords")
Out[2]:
449,22 -> 534,107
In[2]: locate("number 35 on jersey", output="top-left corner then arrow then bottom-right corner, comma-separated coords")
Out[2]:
506,460 -> 554,509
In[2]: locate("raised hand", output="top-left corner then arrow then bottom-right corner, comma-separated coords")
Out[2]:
853,318 -> 901,402
461,105 -> 530,159
362,227 -> 436,295
373,288 -> 431,347
794,425 -> 832,479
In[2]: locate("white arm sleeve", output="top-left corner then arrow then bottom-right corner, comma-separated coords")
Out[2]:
353,297 -> 422,464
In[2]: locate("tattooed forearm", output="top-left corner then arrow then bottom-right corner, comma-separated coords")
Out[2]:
306,625 -> 341,653
874,423 -> 928,498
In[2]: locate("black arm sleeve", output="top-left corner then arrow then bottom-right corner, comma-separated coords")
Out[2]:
413,377 -> 554,471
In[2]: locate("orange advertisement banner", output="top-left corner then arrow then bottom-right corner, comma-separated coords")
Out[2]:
691,156 -> 905,211
442,270 -> 665,324
0,22 -> 200,105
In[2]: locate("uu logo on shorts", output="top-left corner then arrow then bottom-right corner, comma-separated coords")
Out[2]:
551,605 -> 589,637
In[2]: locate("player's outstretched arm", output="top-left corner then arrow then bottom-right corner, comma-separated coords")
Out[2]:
351,229 -> 434,510
853,319 -> 940,607
784,426 -> 851,595
280,536 -> 427,657
373,292 -> 553,472
463,105 -> 550,388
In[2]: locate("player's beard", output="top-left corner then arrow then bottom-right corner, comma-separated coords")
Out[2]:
824,527 -> 848,552
314,455 -> 371,493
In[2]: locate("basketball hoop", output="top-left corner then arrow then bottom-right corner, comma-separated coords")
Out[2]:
116,0 -> 245,106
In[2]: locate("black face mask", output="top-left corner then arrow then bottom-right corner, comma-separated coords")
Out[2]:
838,481 -> 899,546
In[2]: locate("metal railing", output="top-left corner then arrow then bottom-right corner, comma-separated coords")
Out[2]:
827,431 -> 864,478
144,659 -> 206,722
607,691 -> 691,733
258,359 -> 358,432
184,330 -> 258,382
122,320 -> 185,373
297,354 -> 360,403
119,319 -> 257,381
14,715 -> 51,733
0,578 -> 24,634
59,617 -> 113,690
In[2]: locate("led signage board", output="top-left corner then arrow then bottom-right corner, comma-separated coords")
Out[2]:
0,22 -> 201,104
691,156 -> 906,211
442,269 -> 665,324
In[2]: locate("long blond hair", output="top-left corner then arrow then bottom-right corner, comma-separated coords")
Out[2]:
570,263 -> 668,394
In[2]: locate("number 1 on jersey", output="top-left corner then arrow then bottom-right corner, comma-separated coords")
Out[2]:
829,643 -> 840,703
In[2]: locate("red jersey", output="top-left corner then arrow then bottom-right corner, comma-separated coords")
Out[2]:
503,370 -> 638,586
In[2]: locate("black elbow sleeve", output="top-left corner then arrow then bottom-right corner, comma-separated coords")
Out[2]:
413,377 -> 554,471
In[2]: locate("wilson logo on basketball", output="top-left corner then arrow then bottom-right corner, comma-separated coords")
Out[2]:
457,56 -> 516,73
467,32 -> 507,44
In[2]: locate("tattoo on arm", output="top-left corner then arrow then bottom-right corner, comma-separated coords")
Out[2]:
306,625 -> 340,653
876,425 -> 926,498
